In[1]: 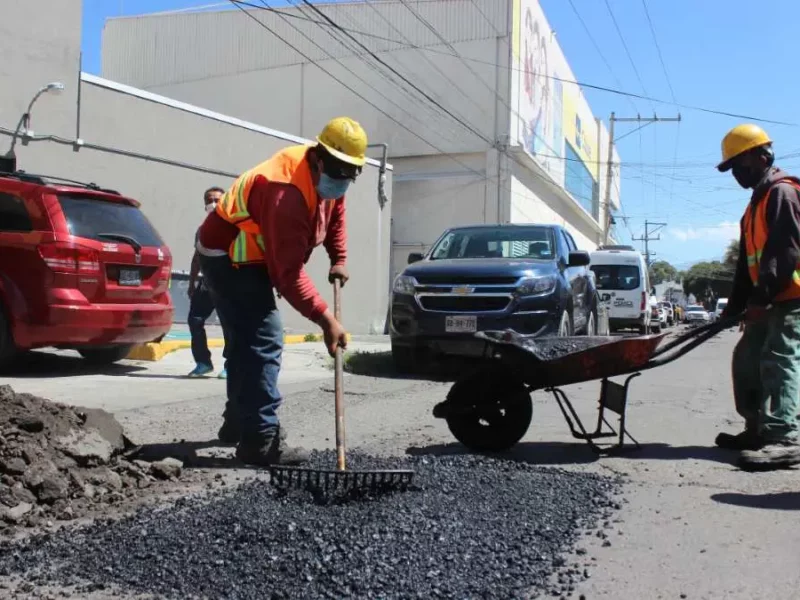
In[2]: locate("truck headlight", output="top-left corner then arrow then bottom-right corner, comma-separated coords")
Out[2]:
516,276 -> 556,296
393,275 -> 417,295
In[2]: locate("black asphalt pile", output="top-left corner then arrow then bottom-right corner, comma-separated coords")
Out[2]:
0,385 -> 185,532
0,451 -> 621,599
520,336 -> 615,362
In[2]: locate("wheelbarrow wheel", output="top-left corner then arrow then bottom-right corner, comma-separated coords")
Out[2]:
444,367 -> 532,452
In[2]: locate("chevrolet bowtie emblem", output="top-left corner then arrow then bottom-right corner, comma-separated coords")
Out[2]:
452,286 -> 475,295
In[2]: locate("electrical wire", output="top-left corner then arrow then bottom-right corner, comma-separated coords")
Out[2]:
603,0 -> 654,111
640,0 -> 676,104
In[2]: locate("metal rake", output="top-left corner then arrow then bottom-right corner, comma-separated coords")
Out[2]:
269,278 -> 415,496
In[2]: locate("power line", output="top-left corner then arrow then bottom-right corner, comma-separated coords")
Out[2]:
640,0 -> 676,104
603,0 -> 653,111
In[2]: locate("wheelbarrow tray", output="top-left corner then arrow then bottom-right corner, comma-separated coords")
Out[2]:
475,330 -> 667,390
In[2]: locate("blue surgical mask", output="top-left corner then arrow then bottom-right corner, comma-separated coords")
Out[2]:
316,173 -> 351,200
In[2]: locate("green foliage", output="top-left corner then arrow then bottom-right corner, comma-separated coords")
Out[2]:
723,238 -> 740,268
649,260 -> 679,285
304,333 -> 318,342
682,260 -> 735,304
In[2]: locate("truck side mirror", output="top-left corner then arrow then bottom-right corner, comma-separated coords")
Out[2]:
407,252 -> 424,264
568,251 -> 590,267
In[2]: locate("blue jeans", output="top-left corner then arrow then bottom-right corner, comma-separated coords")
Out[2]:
188,280 -> 229,366
198,254 -> 284,445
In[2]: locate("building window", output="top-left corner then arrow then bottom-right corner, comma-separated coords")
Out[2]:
564,142 -> 599,221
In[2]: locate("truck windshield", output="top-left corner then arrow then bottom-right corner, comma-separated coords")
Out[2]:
430,227 -> 555,260
590,265 -> 640,291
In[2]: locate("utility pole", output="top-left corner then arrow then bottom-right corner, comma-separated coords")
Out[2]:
602,113 -> 682,245
632,220 -> 667,266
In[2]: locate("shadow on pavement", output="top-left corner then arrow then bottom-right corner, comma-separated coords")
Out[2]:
625,443 -> 738,465
405,441 -> 600,466
3,351 -> 146,378
126,440 -> 240,469
711,491 -> 800,510
343,351 -> 482,382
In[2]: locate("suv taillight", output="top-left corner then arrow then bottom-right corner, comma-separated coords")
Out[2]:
38,243 -> 100,274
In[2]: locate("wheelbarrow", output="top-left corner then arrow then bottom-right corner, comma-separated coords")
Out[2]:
432,316 -> 743,455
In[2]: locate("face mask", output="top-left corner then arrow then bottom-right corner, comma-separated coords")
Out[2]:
732,164 -> 765,190
205,202 -> 217,213
316,173 -> 351,200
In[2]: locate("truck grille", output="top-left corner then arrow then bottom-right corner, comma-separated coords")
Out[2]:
414,275 -> 519,285
419,296 -> 510,312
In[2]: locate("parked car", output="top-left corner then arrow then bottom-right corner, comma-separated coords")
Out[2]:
390,224 -> 598,371
684,305 -> 711,325
648,296 -> 663,334
658,301 -> 675,326
712,297 -> 728,322
0,171 -> 174,366
590,247 -> 651,334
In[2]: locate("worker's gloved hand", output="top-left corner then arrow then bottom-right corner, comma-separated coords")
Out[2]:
319,311 -> 348,357
328,264 -> 349,287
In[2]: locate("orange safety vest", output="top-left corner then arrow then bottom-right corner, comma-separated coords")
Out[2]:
742,178 -> 800,302
215,145 -> 319,265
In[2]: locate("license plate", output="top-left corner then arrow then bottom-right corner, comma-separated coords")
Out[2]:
445,315 -> 477,333
119,268 -> 141,286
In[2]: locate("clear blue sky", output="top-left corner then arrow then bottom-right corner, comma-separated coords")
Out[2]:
81,0 -> 800,269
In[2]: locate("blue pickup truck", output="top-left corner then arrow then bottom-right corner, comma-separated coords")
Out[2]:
389,223 -> 599,372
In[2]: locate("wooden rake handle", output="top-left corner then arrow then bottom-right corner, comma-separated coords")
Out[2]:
333,278 -> 346,471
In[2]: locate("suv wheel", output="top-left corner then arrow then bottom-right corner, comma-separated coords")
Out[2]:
391,343 -> 421,374
0,306 -> 17,369
78,345 -> 135,365
557,310 -> 574,337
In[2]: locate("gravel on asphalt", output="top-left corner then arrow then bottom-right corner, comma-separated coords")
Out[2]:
519,336 -> 615,362
0,451 -> 621,599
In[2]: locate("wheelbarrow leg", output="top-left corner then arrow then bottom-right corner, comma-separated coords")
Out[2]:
548,387 -> 605,454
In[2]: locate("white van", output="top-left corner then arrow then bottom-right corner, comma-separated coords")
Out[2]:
590,247 -> 651,334
713,297 -> 728,322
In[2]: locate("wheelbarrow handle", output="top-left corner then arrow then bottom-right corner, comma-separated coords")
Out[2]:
333,278 -> 346,472
647,311 -> 744,365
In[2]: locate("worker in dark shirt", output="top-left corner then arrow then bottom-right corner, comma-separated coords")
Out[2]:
186,186 -> 229,378
196,117 -> 364,467
716,124 -> 800,470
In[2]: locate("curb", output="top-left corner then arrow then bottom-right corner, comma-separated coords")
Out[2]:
126,333 -> 352,362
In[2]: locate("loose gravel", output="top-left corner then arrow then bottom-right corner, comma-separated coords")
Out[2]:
519,336 -> 615,362
0,451 -> 621,599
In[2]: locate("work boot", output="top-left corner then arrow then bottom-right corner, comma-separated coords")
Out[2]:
715,430 -> 763,451
217,420 -> 240,445
188,363 -> 213,377
738,440 -> 800,471
235,429 -> 309,467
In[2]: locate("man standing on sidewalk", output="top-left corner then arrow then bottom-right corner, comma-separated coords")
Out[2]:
716,124 -> 800,470
187,186 -> 229,378
197,117 -> 364,467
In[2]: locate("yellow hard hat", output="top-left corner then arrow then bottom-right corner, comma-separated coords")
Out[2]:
717,124 -> 772,172
316,117 -> 368,167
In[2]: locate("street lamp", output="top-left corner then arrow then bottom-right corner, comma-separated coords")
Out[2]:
23,82 -> 66,135
1,81 -> 66,173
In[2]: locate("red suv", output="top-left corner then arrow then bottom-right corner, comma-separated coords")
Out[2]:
0,171 -> 173,366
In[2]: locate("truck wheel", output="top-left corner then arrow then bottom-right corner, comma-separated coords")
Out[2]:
391,343 -> 420,374
444,367 -> 532,452
0,307 -> 17,369
78,345 -> 135,365
583,309 -> 597,336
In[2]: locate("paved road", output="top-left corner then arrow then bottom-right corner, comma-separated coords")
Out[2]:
4,329 -> 800,599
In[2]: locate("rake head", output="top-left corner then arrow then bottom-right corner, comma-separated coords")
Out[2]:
269,465 -> 415,497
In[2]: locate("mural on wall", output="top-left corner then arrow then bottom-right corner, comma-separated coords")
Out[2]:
518,0 -> 563,186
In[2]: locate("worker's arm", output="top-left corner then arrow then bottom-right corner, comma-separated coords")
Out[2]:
723,228 -> 752,317
250,178 -> 329,322
323,198 -> 347,267
756,183 -> 800,304
188,249 -> 200,297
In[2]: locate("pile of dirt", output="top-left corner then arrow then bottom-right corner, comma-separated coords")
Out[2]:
0,385 -> 185,533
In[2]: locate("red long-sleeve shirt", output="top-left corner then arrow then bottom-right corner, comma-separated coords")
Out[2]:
197,176 -> 346,322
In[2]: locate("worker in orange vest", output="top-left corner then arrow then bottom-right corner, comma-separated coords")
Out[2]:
195,117 -> 367,467
716,124 -> 800,470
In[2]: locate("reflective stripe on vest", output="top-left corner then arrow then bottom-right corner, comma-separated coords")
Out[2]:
742,178 -> 800,302
215,145 -> 319,265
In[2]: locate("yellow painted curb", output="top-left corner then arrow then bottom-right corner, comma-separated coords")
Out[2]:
127,334 -> 351,362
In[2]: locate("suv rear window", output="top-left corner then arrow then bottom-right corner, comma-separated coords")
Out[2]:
58,195 -> 163,247
591,265 -> 641,291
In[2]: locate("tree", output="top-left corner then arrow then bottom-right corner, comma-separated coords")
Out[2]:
723,239 -> 739,269
649,260 -> 679,285
682,261 -> 735,307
